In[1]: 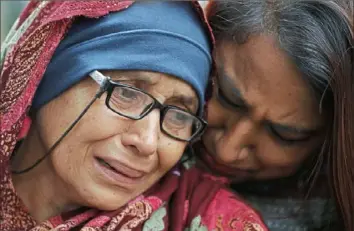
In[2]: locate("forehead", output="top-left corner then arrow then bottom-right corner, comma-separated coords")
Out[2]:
215,36 -> 324,127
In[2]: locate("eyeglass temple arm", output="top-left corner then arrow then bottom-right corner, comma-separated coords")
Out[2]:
89,70 -> 110,97
89,70 -> 108,85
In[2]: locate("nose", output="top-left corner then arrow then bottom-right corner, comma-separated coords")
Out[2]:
218,117 -> 257,163
121,110 -> 160,157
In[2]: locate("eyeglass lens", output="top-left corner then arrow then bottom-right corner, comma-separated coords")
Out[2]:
107,85 -> 202,140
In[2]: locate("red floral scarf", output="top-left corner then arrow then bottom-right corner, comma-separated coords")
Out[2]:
0,1 -> 268,230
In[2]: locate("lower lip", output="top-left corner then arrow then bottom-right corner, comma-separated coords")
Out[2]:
94,158 -> 144,188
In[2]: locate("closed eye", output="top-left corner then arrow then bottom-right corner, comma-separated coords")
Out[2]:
267,123 -> 314,145
215,71 -> 247,111
216,85 -> 245,110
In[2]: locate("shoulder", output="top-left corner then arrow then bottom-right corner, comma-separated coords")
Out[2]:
199,188 -> 269,231
177,163 -> 268,230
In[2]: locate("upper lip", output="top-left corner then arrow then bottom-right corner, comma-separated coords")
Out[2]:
97,156 -> 147,178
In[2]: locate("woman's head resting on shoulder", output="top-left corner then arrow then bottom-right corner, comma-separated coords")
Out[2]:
11,1 -> 212,218
202,0 -> 353,229
202,0 -> 353,184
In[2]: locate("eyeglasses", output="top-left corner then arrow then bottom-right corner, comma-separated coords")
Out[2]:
89,71 -> 207,142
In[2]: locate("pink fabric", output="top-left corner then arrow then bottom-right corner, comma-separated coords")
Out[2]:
202,189 -> 267,230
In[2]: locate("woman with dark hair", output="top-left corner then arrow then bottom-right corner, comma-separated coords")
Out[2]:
195,0 -> 353,230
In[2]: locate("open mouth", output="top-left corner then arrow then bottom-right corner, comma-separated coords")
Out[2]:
97,157 -> 116,170
96,157 -> 127,178
95,157 -> 144,182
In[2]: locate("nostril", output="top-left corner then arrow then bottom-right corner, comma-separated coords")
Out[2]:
125,145 -> 140,156
236,149 -> 248,160
243,144 -> 256,153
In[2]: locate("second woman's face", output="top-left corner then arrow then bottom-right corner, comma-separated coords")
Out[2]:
201,36 -> 326,183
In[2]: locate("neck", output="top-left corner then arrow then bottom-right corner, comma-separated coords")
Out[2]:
11,125 -> 79,222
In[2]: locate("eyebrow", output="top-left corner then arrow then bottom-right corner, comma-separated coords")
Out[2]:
110,72 -> 157,85
223,74 -> 244,99
170,88 -> 198,113
217,67 -> 248,107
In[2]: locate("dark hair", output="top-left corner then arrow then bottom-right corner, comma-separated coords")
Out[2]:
207,0 -> 353,230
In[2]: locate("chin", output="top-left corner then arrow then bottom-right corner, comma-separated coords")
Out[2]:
87,194 -> 130,211
72,185 -> 130,211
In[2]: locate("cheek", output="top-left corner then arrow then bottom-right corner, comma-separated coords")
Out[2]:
257,137 -> 316,172
206,97 -> 228,126
40,92 -> 130,146
202,127 -> 221,150
37,96 -> 131,177
75,105 -> 131,142
36,104 -> 74,149
50,142 -> 88,182
157,138 -> 186,173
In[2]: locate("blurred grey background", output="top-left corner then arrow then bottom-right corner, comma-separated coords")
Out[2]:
1,1 -> 209,44
1,1 -> 29,43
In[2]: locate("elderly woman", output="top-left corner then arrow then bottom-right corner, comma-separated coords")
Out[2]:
0,1 -> 269,231
194,0 -> 353,230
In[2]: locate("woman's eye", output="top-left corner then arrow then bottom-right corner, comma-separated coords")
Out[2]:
216,86 -> 243,110
268,124 -> 311,145
165,110 -> 193,129
110,87 -> 146,110
162,109 -> 198,139
168,112 -> 189,126
119,88 -> 138,100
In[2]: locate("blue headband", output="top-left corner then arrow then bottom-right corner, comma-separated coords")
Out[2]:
32,1 -> 212,114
